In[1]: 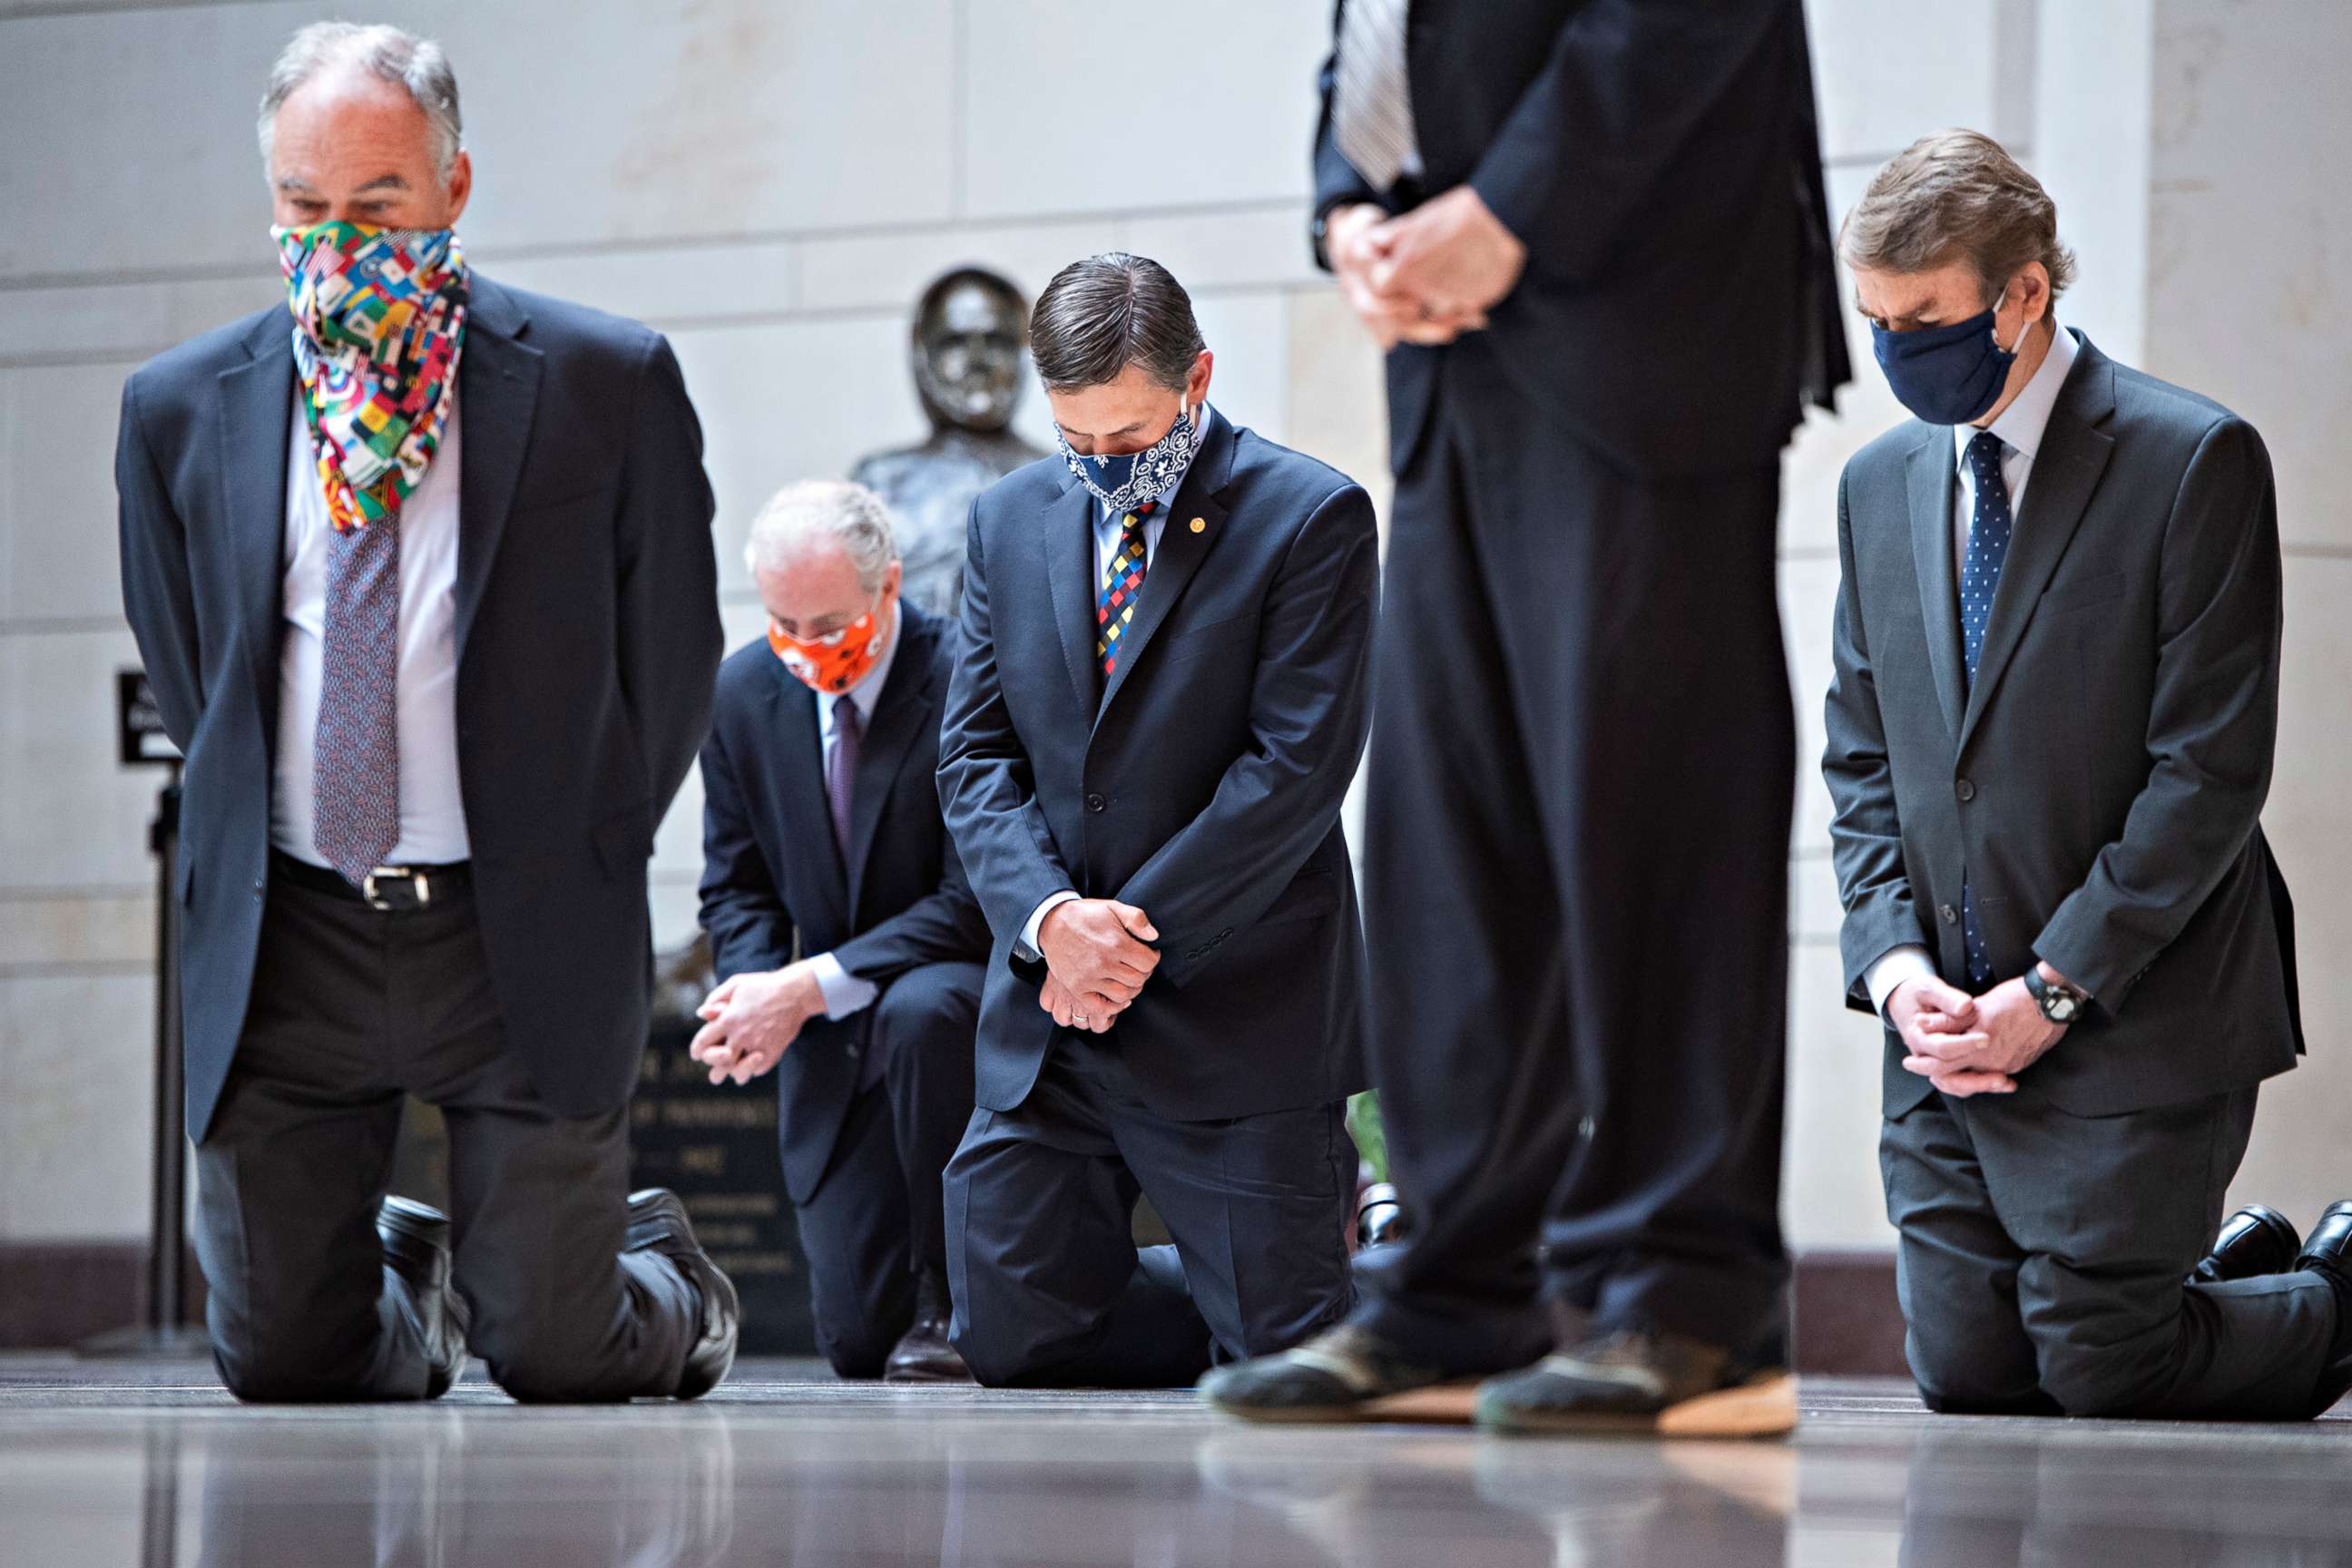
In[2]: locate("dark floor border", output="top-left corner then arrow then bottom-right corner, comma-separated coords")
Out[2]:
1,1240 -> 1907,1372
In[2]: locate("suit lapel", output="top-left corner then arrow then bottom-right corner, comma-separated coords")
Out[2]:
1096,411 -> 1238,721
770,662 -> 850,932
843,611 -> 936,915
219,311 -> 297,713
1905,429 -> 1967,744
1041,476 -> 1102,718
1958,343 -> 2117,750
453,277 -> 544,660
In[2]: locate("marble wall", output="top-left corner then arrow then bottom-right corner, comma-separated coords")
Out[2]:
0,0 -> 2339,1254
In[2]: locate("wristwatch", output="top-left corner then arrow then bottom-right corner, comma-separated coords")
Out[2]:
2022,965 -> 2089,1025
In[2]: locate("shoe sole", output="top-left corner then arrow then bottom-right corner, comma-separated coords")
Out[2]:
1473,1371 -> 1800,1440
1200,1378 -> 1485,1426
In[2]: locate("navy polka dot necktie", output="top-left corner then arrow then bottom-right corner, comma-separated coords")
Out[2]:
1960,428 -> 2011,987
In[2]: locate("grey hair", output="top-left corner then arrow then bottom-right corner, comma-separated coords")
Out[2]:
1029,252 -> 1206,393
1840,128 -> 2077,304
744,481 -> 898,595
257,23 -> 464,182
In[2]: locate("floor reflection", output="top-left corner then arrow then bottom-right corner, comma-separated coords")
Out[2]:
4,1368 -> 2347,1568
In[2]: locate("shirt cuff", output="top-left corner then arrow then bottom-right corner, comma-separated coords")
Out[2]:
1867,946 -> 1938,1021
809,951 -> 877,1020
1015,890 -> 1081,964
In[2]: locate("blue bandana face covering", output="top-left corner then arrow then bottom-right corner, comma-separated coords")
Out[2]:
1872,305 -> 2026,426
1056,404 -> 1200,514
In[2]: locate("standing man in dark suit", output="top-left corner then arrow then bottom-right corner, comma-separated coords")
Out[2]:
1207,0 -> 1847,1431
1824,130 -> 2348,1420
937,253 -> 1380,1387
113,23 -> 735,1403
692,479 -> 988,1383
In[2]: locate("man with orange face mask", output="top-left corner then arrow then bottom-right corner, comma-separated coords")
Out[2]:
694,480 -> 991,1383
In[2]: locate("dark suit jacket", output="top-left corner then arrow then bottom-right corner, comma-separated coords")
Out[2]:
697,603 -> 989,1201
1312,0 -> 1848,479
1824,333 -> 2304,1119
938,410 -> 1377,1122
116,273 -> 721,1139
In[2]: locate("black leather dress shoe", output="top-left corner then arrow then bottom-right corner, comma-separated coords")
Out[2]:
2295,1200 -> 2352,1415
2191,1204 -> 2302,1285
1356,1183 -> 1404,1251
377,1195 -> 469,1399
885,1272 -> 974,1384
624,1189 -> 740,1399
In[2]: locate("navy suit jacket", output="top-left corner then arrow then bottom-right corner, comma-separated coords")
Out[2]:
1313,0 -> 1848,479
698,602 -> 989,1201
116,273 -> 721,1139
1825,336 -> 2304,1119
939,409 -> 1377,1122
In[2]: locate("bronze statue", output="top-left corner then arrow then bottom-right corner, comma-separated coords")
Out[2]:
849,267 -> 1048,618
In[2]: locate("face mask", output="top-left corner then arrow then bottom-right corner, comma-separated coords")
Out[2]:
1871,299 -> 2030,426
1056,403 -> 1200,514
271,220 -> 468,532
769,602 -> 887,694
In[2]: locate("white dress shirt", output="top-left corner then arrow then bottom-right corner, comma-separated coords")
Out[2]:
270,397 -> 470,867
806,603 -> 905,1019
1866,324 -> 2081,1015
1014,406 -> 1205,963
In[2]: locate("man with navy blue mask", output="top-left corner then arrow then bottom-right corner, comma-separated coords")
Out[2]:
937,252 -> 1379,1386
1825,129 -> 2350,1419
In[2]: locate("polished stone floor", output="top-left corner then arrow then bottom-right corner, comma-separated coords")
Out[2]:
4,1357 -> 2348,1565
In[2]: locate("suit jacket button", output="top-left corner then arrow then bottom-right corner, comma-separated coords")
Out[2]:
1955,779 -> 1977,802
1939,904 -> 1958,925
1085,793 -> 1106,813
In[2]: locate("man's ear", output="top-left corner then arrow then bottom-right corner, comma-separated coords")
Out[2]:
1186,349 -> 1214,410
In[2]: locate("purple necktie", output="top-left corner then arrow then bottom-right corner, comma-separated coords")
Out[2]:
827,697 -> 862,861
312,515 -> 402,886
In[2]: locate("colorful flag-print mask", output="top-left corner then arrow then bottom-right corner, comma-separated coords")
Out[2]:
274,220 -> 468,534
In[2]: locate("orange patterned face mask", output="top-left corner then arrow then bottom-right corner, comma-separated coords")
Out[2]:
769,604 -> 886,694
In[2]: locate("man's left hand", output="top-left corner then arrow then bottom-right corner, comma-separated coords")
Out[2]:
1901,965 -> 2072,1095
1367,186 -> 1528,324
690,960 -> 828,1086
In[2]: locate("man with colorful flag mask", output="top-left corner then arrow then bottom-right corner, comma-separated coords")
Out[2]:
113,21 -> 733,1404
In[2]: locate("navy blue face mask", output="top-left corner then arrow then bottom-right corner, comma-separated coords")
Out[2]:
1872,306 -> 2025,426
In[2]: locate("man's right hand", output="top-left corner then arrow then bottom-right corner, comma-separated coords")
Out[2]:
1887,975 -> 2014,1098
1038,898 -> 1160,1022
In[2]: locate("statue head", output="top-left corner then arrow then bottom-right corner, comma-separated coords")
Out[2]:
911,267 -> 1029,434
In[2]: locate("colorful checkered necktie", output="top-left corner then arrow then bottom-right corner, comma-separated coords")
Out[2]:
1095,503 -> 1155,683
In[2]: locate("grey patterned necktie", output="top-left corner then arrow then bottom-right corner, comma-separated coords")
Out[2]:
1333,0 -> 1418,193
312,515 -> 402,886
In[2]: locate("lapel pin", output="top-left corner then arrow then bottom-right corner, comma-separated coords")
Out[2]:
1190,517 -> 1206,533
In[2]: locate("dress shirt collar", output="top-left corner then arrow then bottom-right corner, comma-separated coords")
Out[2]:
1955,321 -> 2078,467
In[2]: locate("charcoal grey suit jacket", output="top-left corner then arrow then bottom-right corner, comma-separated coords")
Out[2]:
1824,332 -> 2303,1119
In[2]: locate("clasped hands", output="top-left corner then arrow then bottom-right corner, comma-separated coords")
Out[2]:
1036,898 -> 1159,1034
689,959 -> 828,1086
1325,188 -> 1527,351
1888,965 -> 2077,1098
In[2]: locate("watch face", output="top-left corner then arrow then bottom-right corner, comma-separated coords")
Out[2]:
2048,994 -> 2079,1023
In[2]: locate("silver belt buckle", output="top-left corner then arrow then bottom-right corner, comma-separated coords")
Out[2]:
361,867 -> 431,912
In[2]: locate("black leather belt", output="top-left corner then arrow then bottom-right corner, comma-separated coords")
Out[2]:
270,849 -> 471,912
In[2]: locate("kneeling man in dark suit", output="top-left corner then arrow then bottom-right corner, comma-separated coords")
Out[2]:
694,481 -> 988,1381
938,253 -> 1379,1386
1827,131 -> 2351,1419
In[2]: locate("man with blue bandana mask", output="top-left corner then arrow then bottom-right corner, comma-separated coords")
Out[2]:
937,253 -> 1380,1387
1825,129 -> 2347,1421
113,22 -> 734,1405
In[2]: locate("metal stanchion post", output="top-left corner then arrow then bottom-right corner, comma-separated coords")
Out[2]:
81,768 -> 209,1358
